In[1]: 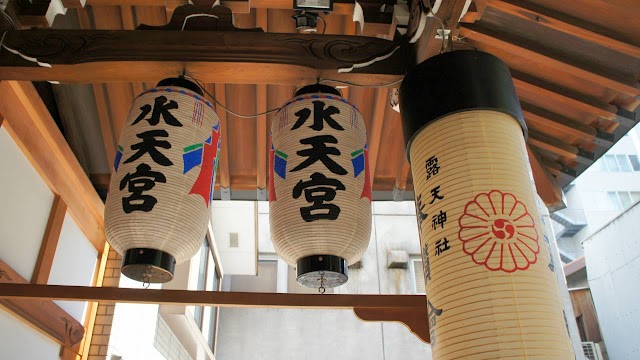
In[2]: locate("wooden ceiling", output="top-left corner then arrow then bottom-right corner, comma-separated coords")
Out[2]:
1,0 -> 638,207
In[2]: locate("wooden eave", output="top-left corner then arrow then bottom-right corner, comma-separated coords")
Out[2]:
1,0 -> 639,208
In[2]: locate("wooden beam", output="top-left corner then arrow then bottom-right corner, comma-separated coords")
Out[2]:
31,196 -> 67,285
368,88 -> 389,186
355,307 -> 429,343
488,0 -> 640,58
540,156 -> 576,185
0,30 -> 405,86
256,84 -> 268,191
0,260 -> 84,348
215,84 -> 231,190
526,145 -> 564,210
0,283 -> 427,309
460,24 -> 640,97
0,81 -> 106,252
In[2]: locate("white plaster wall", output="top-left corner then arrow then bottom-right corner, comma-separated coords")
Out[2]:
584,202 -> 640,360
211,201 -> 257,275
0,308 -> 60,360
48,212 -> 98,322
0,127 -> 55,280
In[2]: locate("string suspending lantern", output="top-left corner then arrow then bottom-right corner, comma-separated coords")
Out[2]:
400,51 -> 575,358
269,84 -> 372,290
104,77 -> 221,284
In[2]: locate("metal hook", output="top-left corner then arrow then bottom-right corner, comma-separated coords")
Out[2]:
318,272 -> 326,294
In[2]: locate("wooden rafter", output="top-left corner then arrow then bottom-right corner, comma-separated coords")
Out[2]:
0,260 -> 85,349
460,24 -> 640,96
526,145 -> 564,210
368,88 -> 389,186
512,72 -> 619,121
0,81 -> 106,252
522,102 -> 597,142
413,0 -> 470,63
488,0 -> 640,58
214,84 -> 231,191
31,196 -> 67,285
256,84 -> 268,193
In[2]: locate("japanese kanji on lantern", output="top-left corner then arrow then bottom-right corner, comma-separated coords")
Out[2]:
269,84 -> 372,289
104,78 -> 221,283
400,51 -> 575,358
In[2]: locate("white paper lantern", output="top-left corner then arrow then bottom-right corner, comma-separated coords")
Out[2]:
105,78 -> 221,283
400,51 -> 575,357
269,85 -> 372,289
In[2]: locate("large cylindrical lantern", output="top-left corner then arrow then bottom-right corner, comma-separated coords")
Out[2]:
400,51 -> 575,358
269,85 -> 372,288
105,78 -> 221,283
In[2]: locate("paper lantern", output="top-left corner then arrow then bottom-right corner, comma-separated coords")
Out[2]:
269,85 -> 372,289
105,78 -> 221,283
400,51 -> 575,358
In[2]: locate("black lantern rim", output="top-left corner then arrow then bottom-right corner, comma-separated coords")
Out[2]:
121,248 -> 176,283
295,84 -> 342,97
399,50 -> 527,164
296,255 -> 348,288
156,77 -> 204,96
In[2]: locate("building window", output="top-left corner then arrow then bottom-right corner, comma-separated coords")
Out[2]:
410,258 -> 426,294
605,191 -> 640,211
192,236 -> 222,354
598,154 -> 640,172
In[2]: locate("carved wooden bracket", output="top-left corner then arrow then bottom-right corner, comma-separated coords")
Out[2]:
0,29 -> 406,84
136,5 -> 263,32
0,259 -> 85,348
354,306 -> 431,343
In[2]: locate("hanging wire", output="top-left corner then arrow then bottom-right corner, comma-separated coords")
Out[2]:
424,0 -> 448,53
319,78 -> 404,88
317,14 -> 327,35
182,75 -> 282,118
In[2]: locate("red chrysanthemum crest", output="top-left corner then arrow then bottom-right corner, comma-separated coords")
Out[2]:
458,190 -> 540,272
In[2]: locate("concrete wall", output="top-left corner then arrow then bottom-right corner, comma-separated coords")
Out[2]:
584,202 -> 640,360
556,126 -> 640,259
217,201 -> 430,360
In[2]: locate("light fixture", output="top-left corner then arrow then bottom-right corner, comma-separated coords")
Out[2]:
293,0 -> 333,12
291,11 -> 319,32
104,77 -> 221,284
400,51 -> 575,357
269,84 -> 372,290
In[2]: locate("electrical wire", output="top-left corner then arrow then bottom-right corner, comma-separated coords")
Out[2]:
319,78 -> 404,88
424,0 -> 448,53
182,75 -> 282,118
317,14 -> 327,35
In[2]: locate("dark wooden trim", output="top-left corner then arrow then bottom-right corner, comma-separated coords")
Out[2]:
32,195 -> 67,285
0,260 -> 84,348
0,30 -> 406,85
0,283 -> 427,309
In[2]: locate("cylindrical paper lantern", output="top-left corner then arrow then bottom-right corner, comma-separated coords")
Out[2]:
269,84 -> 372,288
105,78 -> 221,283
400,51 -> 575,358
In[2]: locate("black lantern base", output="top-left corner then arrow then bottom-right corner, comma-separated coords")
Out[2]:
296,255 -> 348,288
121,248 -> 176,284
294,84 -> 342,97
156,77 -> 203,96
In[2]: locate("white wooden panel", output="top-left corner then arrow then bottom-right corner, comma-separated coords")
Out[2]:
0,308 -> 60,360
0,127 -> 54,280
48,212 -> 98,322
